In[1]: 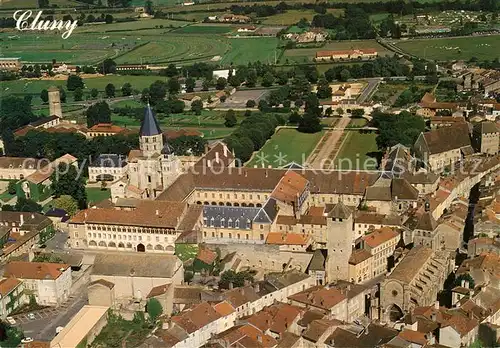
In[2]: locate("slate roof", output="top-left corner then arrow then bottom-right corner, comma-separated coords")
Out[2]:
140,104 -> 162,136
387,246 -> 434,283
391,178 -> 419,200
90,154 -> 127,168
254,198 -> 278,223
474,121 -> 499,134
307,249 -> 326,271
326,323 -> 398,347
203,206 -> 259,229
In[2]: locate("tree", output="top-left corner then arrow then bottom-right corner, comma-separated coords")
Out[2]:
86,101 -> 111,127
289,111 -> 301,124
167,78 -> 181,95
51,195 -> 78,216
246,100 -> 256,108
316,78 -> 332,99
67,75 -> 84,91
74,87 -> 83,101
90,88 -> 99,99
100,59 -> 117,75
351,109 -> 364,118
261,72 -> 275,87
339,69 -> 351,82
216,77 -> 227,90
40,89 -> 49,103
224,109 -> 237,127
7,181 -> 16,195
148,80 -> 167,105
246,70 -> 257,87
58,87 -> 67,103
185,77 -> 195,93
164,64 -> 177,77
145,0 -> 154,15
191,99 -> 203,115
298,94 -> 322,133
121,83 -> 132,96
105,83 -> 116,98
202,79 -> 210,91
373,111 -> 425,149
146,298 -> 163,322
0,96 -> 36,131
50,164 -> 87,209
105,14 -> 114,24
38,0 -> 49,7
336,107 -> 344,116
218,270 -> 254,289
15,197 -> 42,213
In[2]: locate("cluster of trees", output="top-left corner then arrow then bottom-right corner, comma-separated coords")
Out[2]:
219,270 -> 255,289
225,112 -> 287,163
230,0 -> 498,18
86,101 -> 112,127
169,136 -> 207,156
394,85 -> 432,107
311,7 -> 374,40
51,164 -> 87,209
372,110 -> 425,150
1,197 -> 43,213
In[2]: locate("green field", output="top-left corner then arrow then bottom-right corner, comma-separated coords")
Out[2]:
77,19 -> 187,33
261,10 -> 317,25
394,35 -> 500,61
0,32 -> 137,64
115,34 -> 229,64
0,76 -> 166,96
281,40 -> 392,63
334,132 -> 379,170
222,38 -> 281,65
246,128 -> 324,168
0,0 -> 81,8
173,24 -> 235,34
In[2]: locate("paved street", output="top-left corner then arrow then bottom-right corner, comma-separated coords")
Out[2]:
44,230 -> 69,251
357,78 -> 382,103
17,290 -> 88,341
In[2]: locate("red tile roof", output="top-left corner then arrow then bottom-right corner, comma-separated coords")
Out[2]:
266,232 -> 310,246
0,278 -> 22,296
4,261 -> 70,280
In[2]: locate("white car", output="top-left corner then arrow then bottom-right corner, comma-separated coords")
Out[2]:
27,313 -> 36,320
21,337 -> 34,343
6,317 -> 16,325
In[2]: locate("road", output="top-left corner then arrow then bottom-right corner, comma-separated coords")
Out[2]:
307,117 -> 350,169
357,78 -> 382,103
17,289 -> 88,341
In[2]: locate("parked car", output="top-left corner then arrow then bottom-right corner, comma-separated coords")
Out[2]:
21,337 -> 34,343
6,317 -> 16,325
27,313 -> 36,320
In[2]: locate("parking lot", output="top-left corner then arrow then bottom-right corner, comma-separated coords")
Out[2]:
218,89 -> 270,109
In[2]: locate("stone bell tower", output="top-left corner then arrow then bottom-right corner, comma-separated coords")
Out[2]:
48,86 -> 63,118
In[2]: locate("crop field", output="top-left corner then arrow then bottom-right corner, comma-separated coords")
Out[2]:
222,37 -> 281,65
261,10 -> 317,25
394,35 -> 500,61
334,132 -> 379,170
115,34 -> 229,64
77,19 -> 188,33
246,128 -> 325,168
173,24 -> 235,34
281,40 -> 392,63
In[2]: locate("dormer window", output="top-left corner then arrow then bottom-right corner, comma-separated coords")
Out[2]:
235,220 -> 239,229
228,218 -> 233,228
221,218 -> 225,228
210,217 -> 214,227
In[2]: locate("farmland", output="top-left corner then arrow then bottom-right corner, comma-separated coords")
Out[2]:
393,35 -> 500,61
76,19 -> 188,33
260,10 -> 317,25
281,40 -> 392,64
172,24 -> 235,34
246,128 -> 325,168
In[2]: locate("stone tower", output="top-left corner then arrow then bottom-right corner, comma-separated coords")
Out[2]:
48,86 -> 62,118
139,104 -> 164,157
325,201 -> 354,282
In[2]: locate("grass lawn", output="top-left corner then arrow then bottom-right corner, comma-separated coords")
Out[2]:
281,40 -> 392,64
0,190 -> 16,203
222,38 -> 281,65
86,188 -> 111,205
334,131 -> 380,170
246,128 -> 324,168
348,118 -> 367,127
76,19 -> 187,33
175,244 -> 199,262
90,313 -> 152,348
394,35 -> 500,61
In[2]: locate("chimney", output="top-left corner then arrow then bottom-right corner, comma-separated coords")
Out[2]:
229,282 -> 234,290
434,300 -> 439,310
31,214 -> 35,219
156,210 -> 159,216
464,280 -> 470,289
461,279 -> 465,287
257,335 -> 262,343
20,214 -> 24,226
254,283 -> 260,293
